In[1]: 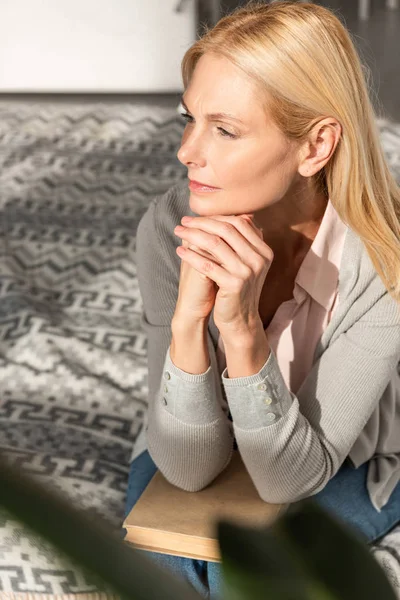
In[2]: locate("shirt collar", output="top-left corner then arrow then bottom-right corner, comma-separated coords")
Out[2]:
295,198 -> 349,310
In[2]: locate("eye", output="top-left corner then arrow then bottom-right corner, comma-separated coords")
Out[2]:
177,106 -> 237,139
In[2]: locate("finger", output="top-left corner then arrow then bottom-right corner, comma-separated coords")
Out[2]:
177,245 -> 234,291
177,221 -> 270,278
226,215 -> 265,243
180,213 -> 261,237
181,215 -> 270,262
182,237 -> 216,259
242,215 -> 263,238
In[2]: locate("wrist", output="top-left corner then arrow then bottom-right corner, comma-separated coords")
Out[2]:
219,319 -> 266,350
171,313 -> 209,334
170,316 -> 210,375
223,326 -> 271,379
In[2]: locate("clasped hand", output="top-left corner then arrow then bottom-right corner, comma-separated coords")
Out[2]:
174,213 -> 274,341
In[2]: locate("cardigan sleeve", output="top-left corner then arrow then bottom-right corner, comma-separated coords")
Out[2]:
221,290 -> 400,504
135,185 -> 234,492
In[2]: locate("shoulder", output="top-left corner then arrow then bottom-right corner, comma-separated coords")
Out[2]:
141,180 -> 191,235
135,180 -> 191,272
338,226 -> 400,332
340,226 -> 388,299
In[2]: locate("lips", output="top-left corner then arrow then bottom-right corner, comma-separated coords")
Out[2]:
189,179 -> 220,190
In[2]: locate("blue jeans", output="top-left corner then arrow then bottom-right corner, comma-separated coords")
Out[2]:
123,449 -> 400,600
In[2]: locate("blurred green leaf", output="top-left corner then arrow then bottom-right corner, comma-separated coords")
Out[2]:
272,500 -> 397,600
217,520 -> 312,600
217,499 -> 396,600
0,453 -> 203,600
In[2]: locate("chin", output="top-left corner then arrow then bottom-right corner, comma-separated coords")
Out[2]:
188,198 -> 216,216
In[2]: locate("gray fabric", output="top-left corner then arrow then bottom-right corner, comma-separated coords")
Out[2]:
0,100 -> 399,597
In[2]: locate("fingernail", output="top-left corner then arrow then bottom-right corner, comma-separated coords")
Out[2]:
181,216 -> 193,223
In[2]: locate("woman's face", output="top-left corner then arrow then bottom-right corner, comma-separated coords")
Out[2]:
176,52 -> 302,218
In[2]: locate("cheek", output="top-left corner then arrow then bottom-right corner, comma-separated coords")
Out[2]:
213,147 -> 261,184
223,146 -> 289,188
220,147 -> 296,206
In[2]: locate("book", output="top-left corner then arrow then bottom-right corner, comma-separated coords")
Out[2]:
123,449 -> 288,562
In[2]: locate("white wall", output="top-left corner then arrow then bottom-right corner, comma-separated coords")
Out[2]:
0,0 -> 197,92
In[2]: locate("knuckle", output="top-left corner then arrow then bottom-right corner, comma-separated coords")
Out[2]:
210,234 -> 222,248
237,216 -> 249,227
260,246 -> 273,261
241,265 -> 253,280
255,257 -> 265,271
221,222 -> 234,236
202,258 -> 214,273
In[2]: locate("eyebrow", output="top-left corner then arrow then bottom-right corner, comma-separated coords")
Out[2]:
180,96 -> 246,126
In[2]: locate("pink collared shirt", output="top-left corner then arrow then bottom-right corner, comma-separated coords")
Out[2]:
217,198 -> 349,394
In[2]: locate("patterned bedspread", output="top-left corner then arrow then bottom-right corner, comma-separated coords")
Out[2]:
0,100 -> 399,599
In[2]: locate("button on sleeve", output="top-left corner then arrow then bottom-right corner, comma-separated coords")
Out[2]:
158,345 -> 229,424
221,347 -> 294,429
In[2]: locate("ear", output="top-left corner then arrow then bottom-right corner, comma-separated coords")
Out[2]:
298,118 -> 342,178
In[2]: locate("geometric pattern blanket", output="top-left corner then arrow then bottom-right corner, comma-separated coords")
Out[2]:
0,99 -> 399,599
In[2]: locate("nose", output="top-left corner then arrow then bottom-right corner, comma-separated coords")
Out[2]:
176,130 -> 206,167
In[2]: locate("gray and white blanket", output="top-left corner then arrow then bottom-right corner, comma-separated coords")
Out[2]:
0,100 -> 399,599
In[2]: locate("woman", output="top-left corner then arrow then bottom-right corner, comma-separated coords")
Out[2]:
125,1 -> 400,598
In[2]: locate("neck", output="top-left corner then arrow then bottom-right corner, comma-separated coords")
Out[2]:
254,186 -> 328,262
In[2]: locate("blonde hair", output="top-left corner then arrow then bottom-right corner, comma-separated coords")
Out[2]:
181,0 -> 400,303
